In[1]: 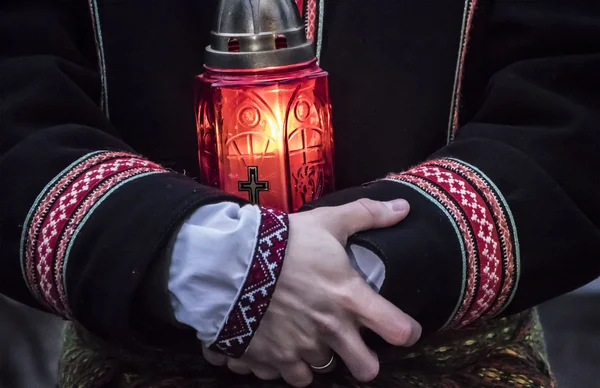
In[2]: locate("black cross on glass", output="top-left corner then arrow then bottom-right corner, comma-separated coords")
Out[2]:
238,166 -> 269,204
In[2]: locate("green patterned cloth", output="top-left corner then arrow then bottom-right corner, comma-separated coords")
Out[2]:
59,309 -> 555,388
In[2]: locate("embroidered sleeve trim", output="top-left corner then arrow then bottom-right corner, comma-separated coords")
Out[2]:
295,0 -> 318,41
210,207 -> 289,358
382,158 -> 519,329
20,151 -> 168,318
305,0 -> 318,41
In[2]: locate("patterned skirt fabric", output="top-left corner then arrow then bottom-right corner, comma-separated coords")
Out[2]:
59,309 -> 555,388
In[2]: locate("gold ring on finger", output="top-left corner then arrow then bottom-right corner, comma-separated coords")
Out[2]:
309,354 -> 335,371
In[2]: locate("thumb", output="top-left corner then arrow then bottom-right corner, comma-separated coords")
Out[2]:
322,198 -> 410,241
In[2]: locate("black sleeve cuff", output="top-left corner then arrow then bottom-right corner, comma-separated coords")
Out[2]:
302,180 -> 463,334
303,157 -> 523,336
18,151 -> 247,344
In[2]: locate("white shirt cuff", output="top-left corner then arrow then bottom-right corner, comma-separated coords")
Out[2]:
168,202 -> 260,344
348,245 -> 386,292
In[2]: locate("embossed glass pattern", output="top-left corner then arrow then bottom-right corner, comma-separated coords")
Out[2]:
195,60 -> 334,212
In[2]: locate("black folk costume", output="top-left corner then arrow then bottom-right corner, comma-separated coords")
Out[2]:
1,0 -> 599,387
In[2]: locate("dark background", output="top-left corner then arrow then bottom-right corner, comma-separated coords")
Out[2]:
538,287 -> 600,388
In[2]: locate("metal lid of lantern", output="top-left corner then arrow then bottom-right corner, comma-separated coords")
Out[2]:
205,0 -> 316,69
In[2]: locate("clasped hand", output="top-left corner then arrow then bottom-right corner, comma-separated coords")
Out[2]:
203,199 -> 422,387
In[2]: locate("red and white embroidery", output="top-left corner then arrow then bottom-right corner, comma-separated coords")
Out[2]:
387,172 -> 478,328
295,0 -> 318,41
428,158 -> 518,318
210,207 -> 289,358
409,165 -> 503,327
20,151 -> 167,317
305,0 -> 318,41
384,158 -> 518,329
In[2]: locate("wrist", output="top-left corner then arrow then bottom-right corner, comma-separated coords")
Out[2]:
208,206 -> 289,357
166,202 -> 290,358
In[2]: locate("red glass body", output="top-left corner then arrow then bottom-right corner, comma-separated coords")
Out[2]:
195,60 -> 334,212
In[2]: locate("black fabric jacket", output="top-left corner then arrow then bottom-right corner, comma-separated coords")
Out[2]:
1,0 -> 599,348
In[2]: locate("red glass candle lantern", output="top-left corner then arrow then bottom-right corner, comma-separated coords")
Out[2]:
195,0 -> 334,212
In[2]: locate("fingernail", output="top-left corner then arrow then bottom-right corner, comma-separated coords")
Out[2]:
385,199 -> 409,213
